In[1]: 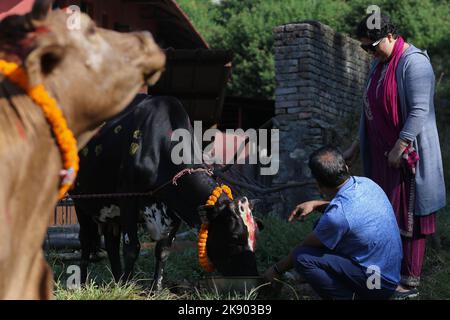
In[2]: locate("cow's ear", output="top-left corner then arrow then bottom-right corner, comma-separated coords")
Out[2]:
197,204 -> 222,224
24,35 -> 66,86
198,205 -> 211,225
248,199 -> 261,211
0,1 -> 52,49
254,216 -> 264,231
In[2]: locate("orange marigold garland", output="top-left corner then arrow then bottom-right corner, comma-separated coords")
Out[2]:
198,184 -> 233,272
0,60 -> 79,199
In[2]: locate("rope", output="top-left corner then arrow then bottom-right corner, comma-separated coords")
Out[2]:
64,167 -> 213,200
172,167 -> 213,186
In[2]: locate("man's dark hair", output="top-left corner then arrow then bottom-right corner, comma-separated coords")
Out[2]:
308,146 -> 350,188
356,13 -> 398,41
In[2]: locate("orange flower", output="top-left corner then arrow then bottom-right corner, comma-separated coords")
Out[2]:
0,60 -> 79,199
198,184 -> 233,272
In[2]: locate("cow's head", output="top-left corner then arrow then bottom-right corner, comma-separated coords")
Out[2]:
0,0 -> 165,142
199,196 -> 263,276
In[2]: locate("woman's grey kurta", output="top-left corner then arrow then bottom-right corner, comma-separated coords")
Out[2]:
359,45 -> 446,216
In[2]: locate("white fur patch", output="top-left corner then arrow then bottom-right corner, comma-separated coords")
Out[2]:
141,203 -> 173,241
98,205 -> 120,222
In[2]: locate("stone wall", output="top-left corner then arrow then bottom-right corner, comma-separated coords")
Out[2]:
271,21 -> 370,216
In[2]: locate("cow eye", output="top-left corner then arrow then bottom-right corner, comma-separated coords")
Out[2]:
239,205 -> 245,214
87,25 -> 96,36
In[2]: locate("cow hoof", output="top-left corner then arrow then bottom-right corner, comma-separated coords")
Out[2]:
149,280 -> 163,292
90,249 -> 107,262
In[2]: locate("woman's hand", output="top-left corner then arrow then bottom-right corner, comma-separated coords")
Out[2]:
343,140 -> 360,166
388,139 -> 409,168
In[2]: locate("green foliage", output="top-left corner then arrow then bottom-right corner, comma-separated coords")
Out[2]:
174,0 -> 221,45
176,0 -> 450,100
255,211 -> 319,270
208,0 -> 352,99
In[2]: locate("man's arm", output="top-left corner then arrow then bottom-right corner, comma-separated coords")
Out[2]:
288,200 -> 330,222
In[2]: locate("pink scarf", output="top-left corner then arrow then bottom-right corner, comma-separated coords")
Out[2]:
378,36 -> 419,172
381,36 -> 405,128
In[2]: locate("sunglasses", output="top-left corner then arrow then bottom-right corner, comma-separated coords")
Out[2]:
360,38 -> 384,53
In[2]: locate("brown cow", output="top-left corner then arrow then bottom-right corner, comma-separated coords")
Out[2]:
0,0 -> 165,299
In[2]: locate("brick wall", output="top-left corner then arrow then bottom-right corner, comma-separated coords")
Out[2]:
271,21 -> 370,216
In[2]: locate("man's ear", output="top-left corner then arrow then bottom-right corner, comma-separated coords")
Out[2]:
30,0 -> 54,21
24,36 -> 66,86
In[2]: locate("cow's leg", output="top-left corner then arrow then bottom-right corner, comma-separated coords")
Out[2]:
76,206 -> 97,285
104,223 -> 122,282
122,230 -> 140,282
121,202 -> 140,282
153,218 -> 181,291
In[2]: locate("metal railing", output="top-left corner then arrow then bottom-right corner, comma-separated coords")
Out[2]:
53,198 -> 78,226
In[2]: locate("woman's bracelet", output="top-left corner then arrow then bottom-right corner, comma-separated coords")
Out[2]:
398,138 -> 410,148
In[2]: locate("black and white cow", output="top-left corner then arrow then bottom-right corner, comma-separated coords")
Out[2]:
70,94 -> 261,289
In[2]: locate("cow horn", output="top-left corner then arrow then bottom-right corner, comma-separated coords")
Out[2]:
31,0 -> 53,21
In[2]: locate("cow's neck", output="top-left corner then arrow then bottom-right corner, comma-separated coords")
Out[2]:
160,168 -> 222,227
0,76 -> 60,299
43,73 -> 145,140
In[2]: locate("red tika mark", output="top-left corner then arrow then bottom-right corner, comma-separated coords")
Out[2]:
246,212 -> 256,251
18,26 -> 51,48
16,120 -> 27,141
34,26 -> 51,34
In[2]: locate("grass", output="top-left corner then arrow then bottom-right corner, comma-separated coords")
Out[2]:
418,204 -> 450,300
50,206 -> 450,300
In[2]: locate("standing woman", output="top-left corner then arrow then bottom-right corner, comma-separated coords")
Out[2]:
344,14 -> 446,297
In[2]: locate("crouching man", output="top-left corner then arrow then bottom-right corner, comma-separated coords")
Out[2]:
264,146 -> 402,299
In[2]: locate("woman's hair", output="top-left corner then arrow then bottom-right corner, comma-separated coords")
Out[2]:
356,13 -> 398,41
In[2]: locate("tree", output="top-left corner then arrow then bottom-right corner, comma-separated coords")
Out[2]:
208,0 -> 352,99
175,0 -> 221,45
177,0 -> 450,100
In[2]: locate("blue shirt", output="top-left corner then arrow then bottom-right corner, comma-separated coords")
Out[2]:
314,176 -> 402,284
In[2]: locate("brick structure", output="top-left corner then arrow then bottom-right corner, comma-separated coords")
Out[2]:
272,21 -> 370,216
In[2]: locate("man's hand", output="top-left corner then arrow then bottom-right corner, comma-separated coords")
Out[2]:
262,265 -> 284,294
388,138 -> 408,168
289,201 -> 316,222
263,265 -> 280,283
